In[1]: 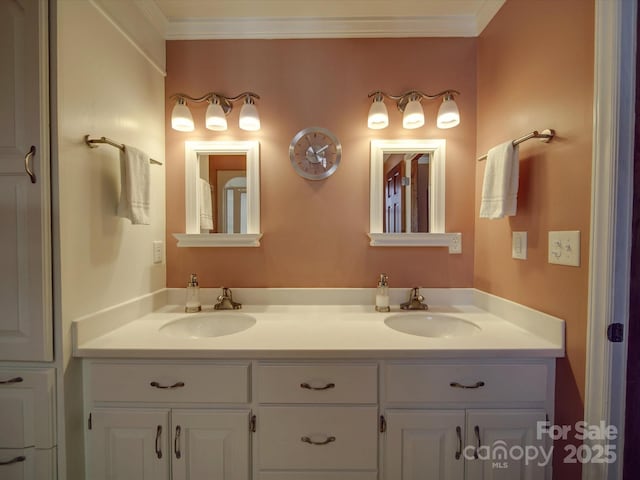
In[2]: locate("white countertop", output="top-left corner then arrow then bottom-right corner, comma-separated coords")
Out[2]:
72,289 -> 565,359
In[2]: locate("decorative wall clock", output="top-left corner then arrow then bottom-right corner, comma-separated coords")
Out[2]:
289,127 -> 342,180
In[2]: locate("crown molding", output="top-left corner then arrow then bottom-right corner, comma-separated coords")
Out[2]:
164,15 -> 481,40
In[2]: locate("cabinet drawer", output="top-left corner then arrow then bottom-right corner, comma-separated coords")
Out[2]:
384,363 -> 548,404
88,362 -> 249,403
0,368 -> 56,449
257,364 -> 377,403
0,447 -> 56,480
258,406 -> 378,470
259,473 -> 377,480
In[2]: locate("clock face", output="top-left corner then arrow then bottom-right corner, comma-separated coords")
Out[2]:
289,127 -> 342,180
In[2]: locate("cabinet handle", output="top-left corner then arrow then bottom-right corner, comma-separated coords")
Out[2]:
449,381 -> 485,389
301,435 -> 336,446
0,377 -> 23,385
473,425 -> 481,459
150,381 -> 185,389
300,382 -> 335,391
24,146 -> 37,184
455,426 -> 462,460
174,425 -> 182,459
155,425 -> 163,459
0,456 -> 26,466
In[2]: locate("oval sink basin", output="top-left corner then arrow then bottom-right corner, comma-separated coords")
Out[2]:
160,313 -> 256,338
384,313 -> 480,338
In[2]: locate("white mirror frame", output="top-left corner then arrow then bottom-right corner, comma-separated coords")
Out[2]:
368,139 -> 461,252
173,140 -> 262,247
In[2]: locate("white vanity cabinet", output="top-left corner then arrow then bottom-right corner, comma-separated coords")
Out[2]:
83,358 -> 556,480
255,363 -> 379,480
381,361 -> 553,480
0,368 -> 57,479
85,361 -> 252,480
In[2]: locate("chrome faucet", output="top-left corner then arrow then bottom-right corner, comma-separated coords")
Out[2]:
214,287 -> 242,310
400,287 -> 429,310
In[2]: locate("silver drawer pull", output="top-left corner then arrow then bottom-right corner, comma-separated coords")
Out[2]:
150,381 -> 185,389
300,382 -> 335,391
155,425 -> 163,459
301,435 -> 336,446
0,456 -> 26,466
24,146 -> 36,184
450,381 -> 485,389
0,377 -> 23,385
174,425 -> 182,459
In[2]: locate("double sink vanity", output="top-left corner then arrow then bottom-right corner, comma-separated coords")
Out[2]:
73,288 -> 564,480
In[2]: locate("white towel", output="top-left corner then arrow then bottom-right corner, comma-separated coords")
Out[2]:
479,141 -> 520,219
199,178 -> 214,231
117,145 -> 150,225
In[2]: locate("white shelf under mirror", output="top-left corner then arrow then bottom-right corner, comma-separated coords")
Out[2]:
173,140 -> 261,247
369,139 -> 461,252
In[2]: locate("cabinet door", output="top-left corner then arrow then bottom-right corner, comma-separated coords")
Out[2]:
88,408 -> 170,480
171,409 -> 250,480
0,0 -> 52,361
0,368 -> 56,449
465,409 -> 547,480
384,410 -> 465,480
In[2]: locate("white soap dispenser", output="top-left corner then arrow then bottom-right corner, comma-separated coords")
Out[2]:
185,273 -> 202,313
376,273 -> 390,312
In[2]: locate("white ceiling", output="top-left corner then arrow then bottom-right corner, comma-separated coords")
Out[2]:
140,0 -> 506,39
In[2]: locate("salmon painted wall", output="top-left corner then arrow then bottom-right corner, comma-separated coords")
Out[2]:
476,1 -> 594,477
165,38 -> 477,287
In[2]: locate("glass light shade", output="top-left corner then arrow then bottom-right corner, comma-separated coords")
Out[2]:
402,99 -> 425,129
368,98 -> 389,129
171,99 -> 195,132
437,96 -> 460,129
239,100 -> 260,131
205,101 -> 227,131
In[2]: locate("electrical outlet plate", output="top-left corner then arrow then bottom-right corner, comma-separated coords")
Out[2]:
448,234 -> 462,254
548,231 -> 580,266
512,231 -> 527,260
152,240 -> 163,264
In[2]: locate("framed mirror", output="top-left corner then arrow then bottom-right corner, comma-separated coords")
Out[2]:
369,139 -> 461,251
173,141 -> 261,247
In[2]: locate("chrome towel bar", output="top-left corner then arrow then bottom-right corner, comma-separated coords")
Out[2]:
477,129 -> 555,161
84,134 -> 162,165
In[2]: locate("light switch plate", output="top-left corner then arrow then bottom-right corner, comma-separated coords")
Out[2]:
512,231 -> 527,260
548,231 -> 580,266
152,240 -> 163,264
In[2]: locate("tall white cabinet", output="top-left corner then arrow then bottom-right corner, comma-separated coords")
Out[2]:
0,0 -> 52,361
0,1 -> 56,478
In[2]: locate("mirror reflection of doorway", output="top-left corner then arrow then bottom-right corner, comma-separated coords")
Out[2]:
198,154 -> 247,233
385,162 -> 403,233
219,172 -> 247,234
383,153 -> 431,233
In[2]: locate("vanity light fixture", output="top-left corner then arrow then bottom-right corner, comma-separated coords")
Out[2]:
171,97 -> 195,132
367,89 -> 461,130
170,92 -> 261,132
